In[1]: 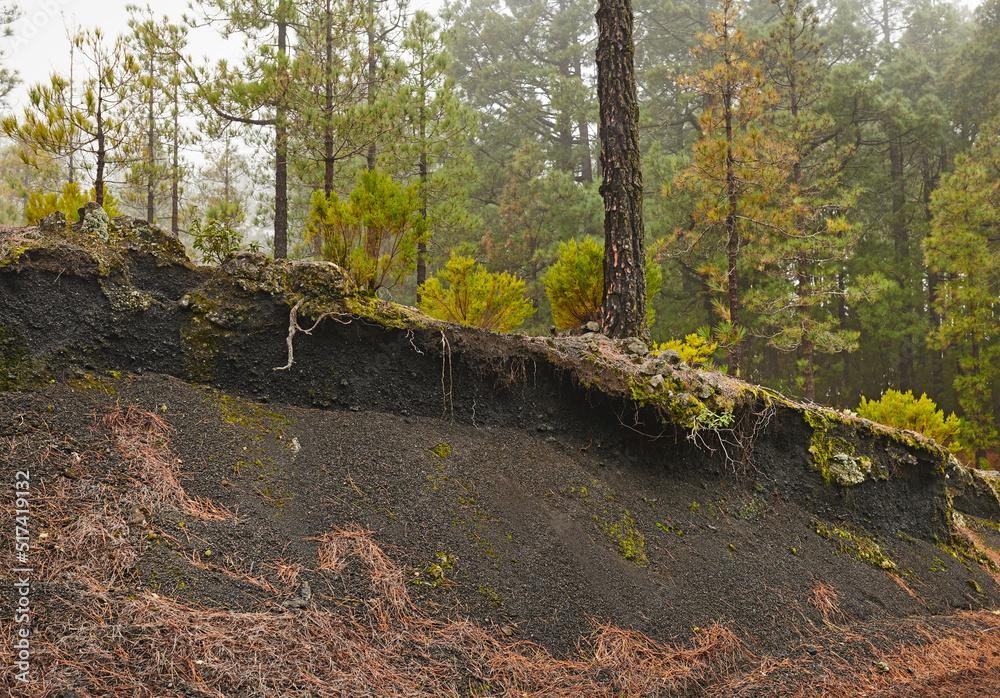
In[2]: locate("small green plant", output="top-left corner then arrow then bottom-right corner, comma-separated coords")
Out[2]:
655,330 -> 718,367
418,252 -> 534,331
543,237 -> 662,330
429,442 -> 452,458
190,213 -> 243,264
692,407 -> 734,432
601,511 -> 647,565
857,389 -> 966,450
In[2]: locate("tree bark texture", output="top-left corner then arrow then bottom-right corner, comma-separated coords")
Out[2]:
596,0 -> 647,339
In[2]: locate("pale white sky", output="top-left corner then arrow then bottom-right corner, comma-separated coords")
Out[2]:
3,0 -> 442,112
4,0 -> 985,115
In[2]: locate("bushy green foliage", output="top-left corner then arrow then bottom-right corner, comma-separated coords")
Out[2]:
544,237 -> 662,331
25,181 -> 120,225
656,331 -> 719,368
926,120 -> 1000,461
190,207 -> 243,264
418,252 -> 534,331
857,390 -> 966,450
305,169 -> 427,292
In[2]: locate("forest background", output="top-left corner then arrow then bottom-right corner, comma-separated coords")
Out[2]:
0,0 -> 998,464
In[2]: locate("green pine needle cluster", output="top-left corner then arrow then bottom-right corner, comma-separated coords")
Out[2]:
417,252 -> 534,332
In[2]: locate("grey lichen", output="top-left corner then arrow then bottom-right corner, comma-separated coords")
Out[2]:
827,453 -> 872,487
79,202 -> 110,241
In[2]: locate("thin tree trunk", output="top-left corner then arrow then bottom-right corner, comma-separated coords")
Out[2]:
323,0 -> 335,195
69,41 -> 76,185
147,62 -> 156,224
171,81 -> 180,236
417,149 -> 427,291
95,99 -> 105,206
578,117 -> 593,184
924,155 -> 943,400
596,0 -> 647,339
724,91 -> 740,375
274,16 -> 288,259
889,138 -> 913,390
574,49 -> 593,184
366,0 -> 377,172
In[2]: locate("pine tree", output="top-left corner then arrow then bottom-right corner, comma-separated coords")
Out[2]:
744,0 -> 878,401
304,168 -> 426,291
0,0 -> 19,105
290,0 -> 378,200
399,10 -> 478,290
670,0 -> 784,373
2,29 -> 137,206
443,0 -> 596,182
418,252 -> 534,331
123,6 -> 194,232
926,120 -> 1000,463
188,0 -> 296,257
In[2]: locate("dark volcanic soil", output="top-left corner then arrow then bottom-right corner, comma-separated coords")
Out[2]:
2,227 -> 1000,696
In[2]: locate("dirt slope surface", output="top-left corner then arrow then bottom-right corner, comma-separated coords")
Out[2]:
2,223 -> 1000,696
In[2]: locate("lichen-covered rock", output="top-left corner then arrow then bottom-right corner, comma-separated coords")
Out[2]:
660,349 -> 682,365
639,357 -> 667,376
623,338 -> 649,357
78,202 -> 110,241
39,211 -> 68,233
109,216 -> 189,264
828,453 -> 872,486
219,253 -> 356,304
289,259 -> 355,302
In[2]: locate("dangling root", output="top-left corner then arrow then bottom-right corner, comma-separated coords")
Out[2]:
274,298 -> 351,371
441,331 -> 453,421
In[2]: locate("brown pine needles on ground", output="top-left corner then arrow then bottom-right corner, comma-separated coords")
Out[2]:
4,405 -> 1000,698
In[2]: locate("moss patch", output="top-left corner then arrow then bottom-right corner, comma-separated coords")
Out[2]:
804,411 -> 887,486
812,519 -> 898,572
600,510 -> 647,566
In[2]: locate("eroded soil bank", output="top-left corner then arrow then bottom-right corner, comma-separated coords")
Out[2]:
2,224 -> 1000,696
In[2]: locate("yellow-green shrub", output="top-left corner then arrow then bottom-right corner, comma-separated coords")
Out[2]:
544,237 -> 662,330
418,252 -> 534,331
25,181 -> 120,225
304,169 -> 425,291
656,332 -> 718,367
857,389 -> 966,449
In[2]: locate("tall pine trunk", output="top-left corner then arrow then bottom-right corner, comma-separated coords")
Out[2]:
596,0 -> 647,339
366,0 -> 377,173
95,95 -> 106,206
323,0 -> 335,195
